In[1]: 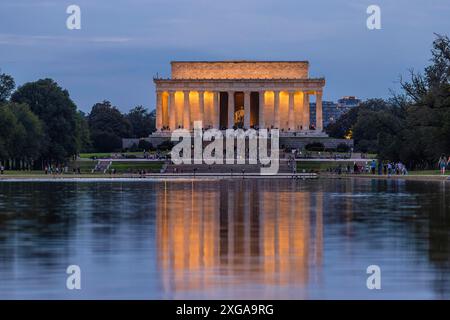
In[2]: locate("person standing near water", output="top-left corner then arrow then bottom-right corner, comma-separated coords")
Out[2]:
439,154 -> 447,175
370,160 -> 376,174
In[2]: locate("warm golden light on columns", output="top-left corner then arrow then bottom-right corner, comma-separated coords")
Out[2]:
174,91 -> 184,129
279,91 -> 289,129
244,91 -> 251,129
302,92 -> 310,130
162,92 -> 169,128
294,92 -> 304,131
288,91 -> 295,131
168,91 -> 176,131
198,91 -> 205,125
259,91 -> 265,129
183,90 -> 190,130
228,91 -> 234,128
273,90 -> 280,129
189,91 -> 199,125
156,90 -> 163,131
316,91 -> 323,131
264,91 -> 274,128
203,91 -> 213,128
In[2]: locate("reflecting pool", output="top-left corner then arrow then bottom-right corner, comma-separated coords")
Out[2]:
0,178 -> 449,299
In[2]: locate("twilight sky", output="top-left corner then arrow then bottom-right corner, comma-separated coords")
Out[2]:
0,0 -> 449,113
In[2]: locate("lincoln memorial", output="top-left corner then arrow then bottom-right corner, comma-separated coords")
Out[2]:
153,61 -> 326,134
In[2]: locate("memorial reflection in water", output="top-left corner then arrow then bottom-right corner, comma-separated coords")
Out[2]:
156,180 -> 324,297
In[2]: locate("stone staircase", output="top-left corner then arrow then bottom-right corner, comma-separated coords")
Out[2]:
93,160 -> 112,173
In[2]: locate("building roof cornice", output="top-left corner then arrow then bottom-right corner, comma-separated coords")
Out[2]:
170,60 -> 309,64
154,77 -> 324,82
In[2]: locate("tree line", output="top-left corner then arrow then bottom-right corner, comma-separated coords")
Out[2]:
0,74 -> 156,170
326,34 -> 450,169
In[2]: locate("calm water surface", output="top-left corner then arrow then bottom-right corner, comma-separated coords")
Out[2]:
0,178 -> 449,299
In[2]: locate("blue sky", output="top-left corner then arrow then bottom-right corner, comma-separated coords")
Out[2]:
0,0 -> 449,112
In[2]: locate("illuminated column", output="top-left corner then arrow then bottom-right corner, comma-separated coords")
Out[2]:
168,90 -> 176,131
274,90 -> 280,129
302,92 -> 310,130
259,91 -> 265,129
316,91 -> 323,131
183,90 -> 190,130
156,90 -> 163,131
198,91 -> 204,127
288,91 -> 295,131
244,91 -> 251,129
213,91 -> 220,129
228,91 -> 234,129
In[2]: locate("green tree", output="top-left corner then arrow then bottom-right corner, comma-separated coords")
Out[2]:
127,105 -> 154,138
325,106 -> 359,139
0,102 -> 43,169
75,111 -> 92,153
0,105 -> 17,160
0,70 -> 15,103
88,100 -> 131,152
11,79 -> 79,162
328,34 -> 450,169
395,34 -> 450,168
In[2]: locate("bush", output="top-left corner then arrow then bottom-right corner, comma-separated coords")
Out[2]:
157,140 -> 174,151
305,142 -> 325,152
91,131 -> 122,152
336,143 -> 350,153
128,143 -> 139,152
138,139 -> 153,151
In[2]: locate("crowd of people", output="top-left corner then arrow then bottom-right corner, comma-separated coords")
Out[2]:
327,159 -> 409,176
326,156 -> 450,176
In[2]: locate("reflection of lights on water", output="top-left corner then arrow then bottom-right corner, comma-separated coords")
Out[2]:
155,181 -> 324,296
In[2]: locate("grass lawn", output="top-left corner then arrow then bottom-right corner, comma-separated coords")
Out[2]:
109,161 -> 164,173
79,152 -> 148,159
79,152 -> 112,159
68,160 -> 97,173
1,170 -> 44,175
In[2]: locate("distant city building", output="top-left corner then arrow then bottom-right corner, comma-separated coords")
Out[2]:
310,96 -> 361,128
337,96 -> 361,109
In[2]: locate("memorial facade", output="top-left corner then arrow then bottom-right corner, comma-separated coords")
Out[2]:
154,61 -> 326,134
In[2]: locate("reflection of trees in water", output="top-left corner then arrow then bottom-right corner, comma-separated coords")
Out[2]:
82,182 -> 156,255
156,180 -> 324,297
0,182 -> 79,272
425,182 -> 450,298
0,182 -> 157,277
395,180 -> 450,298
320,178 -> 450,299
